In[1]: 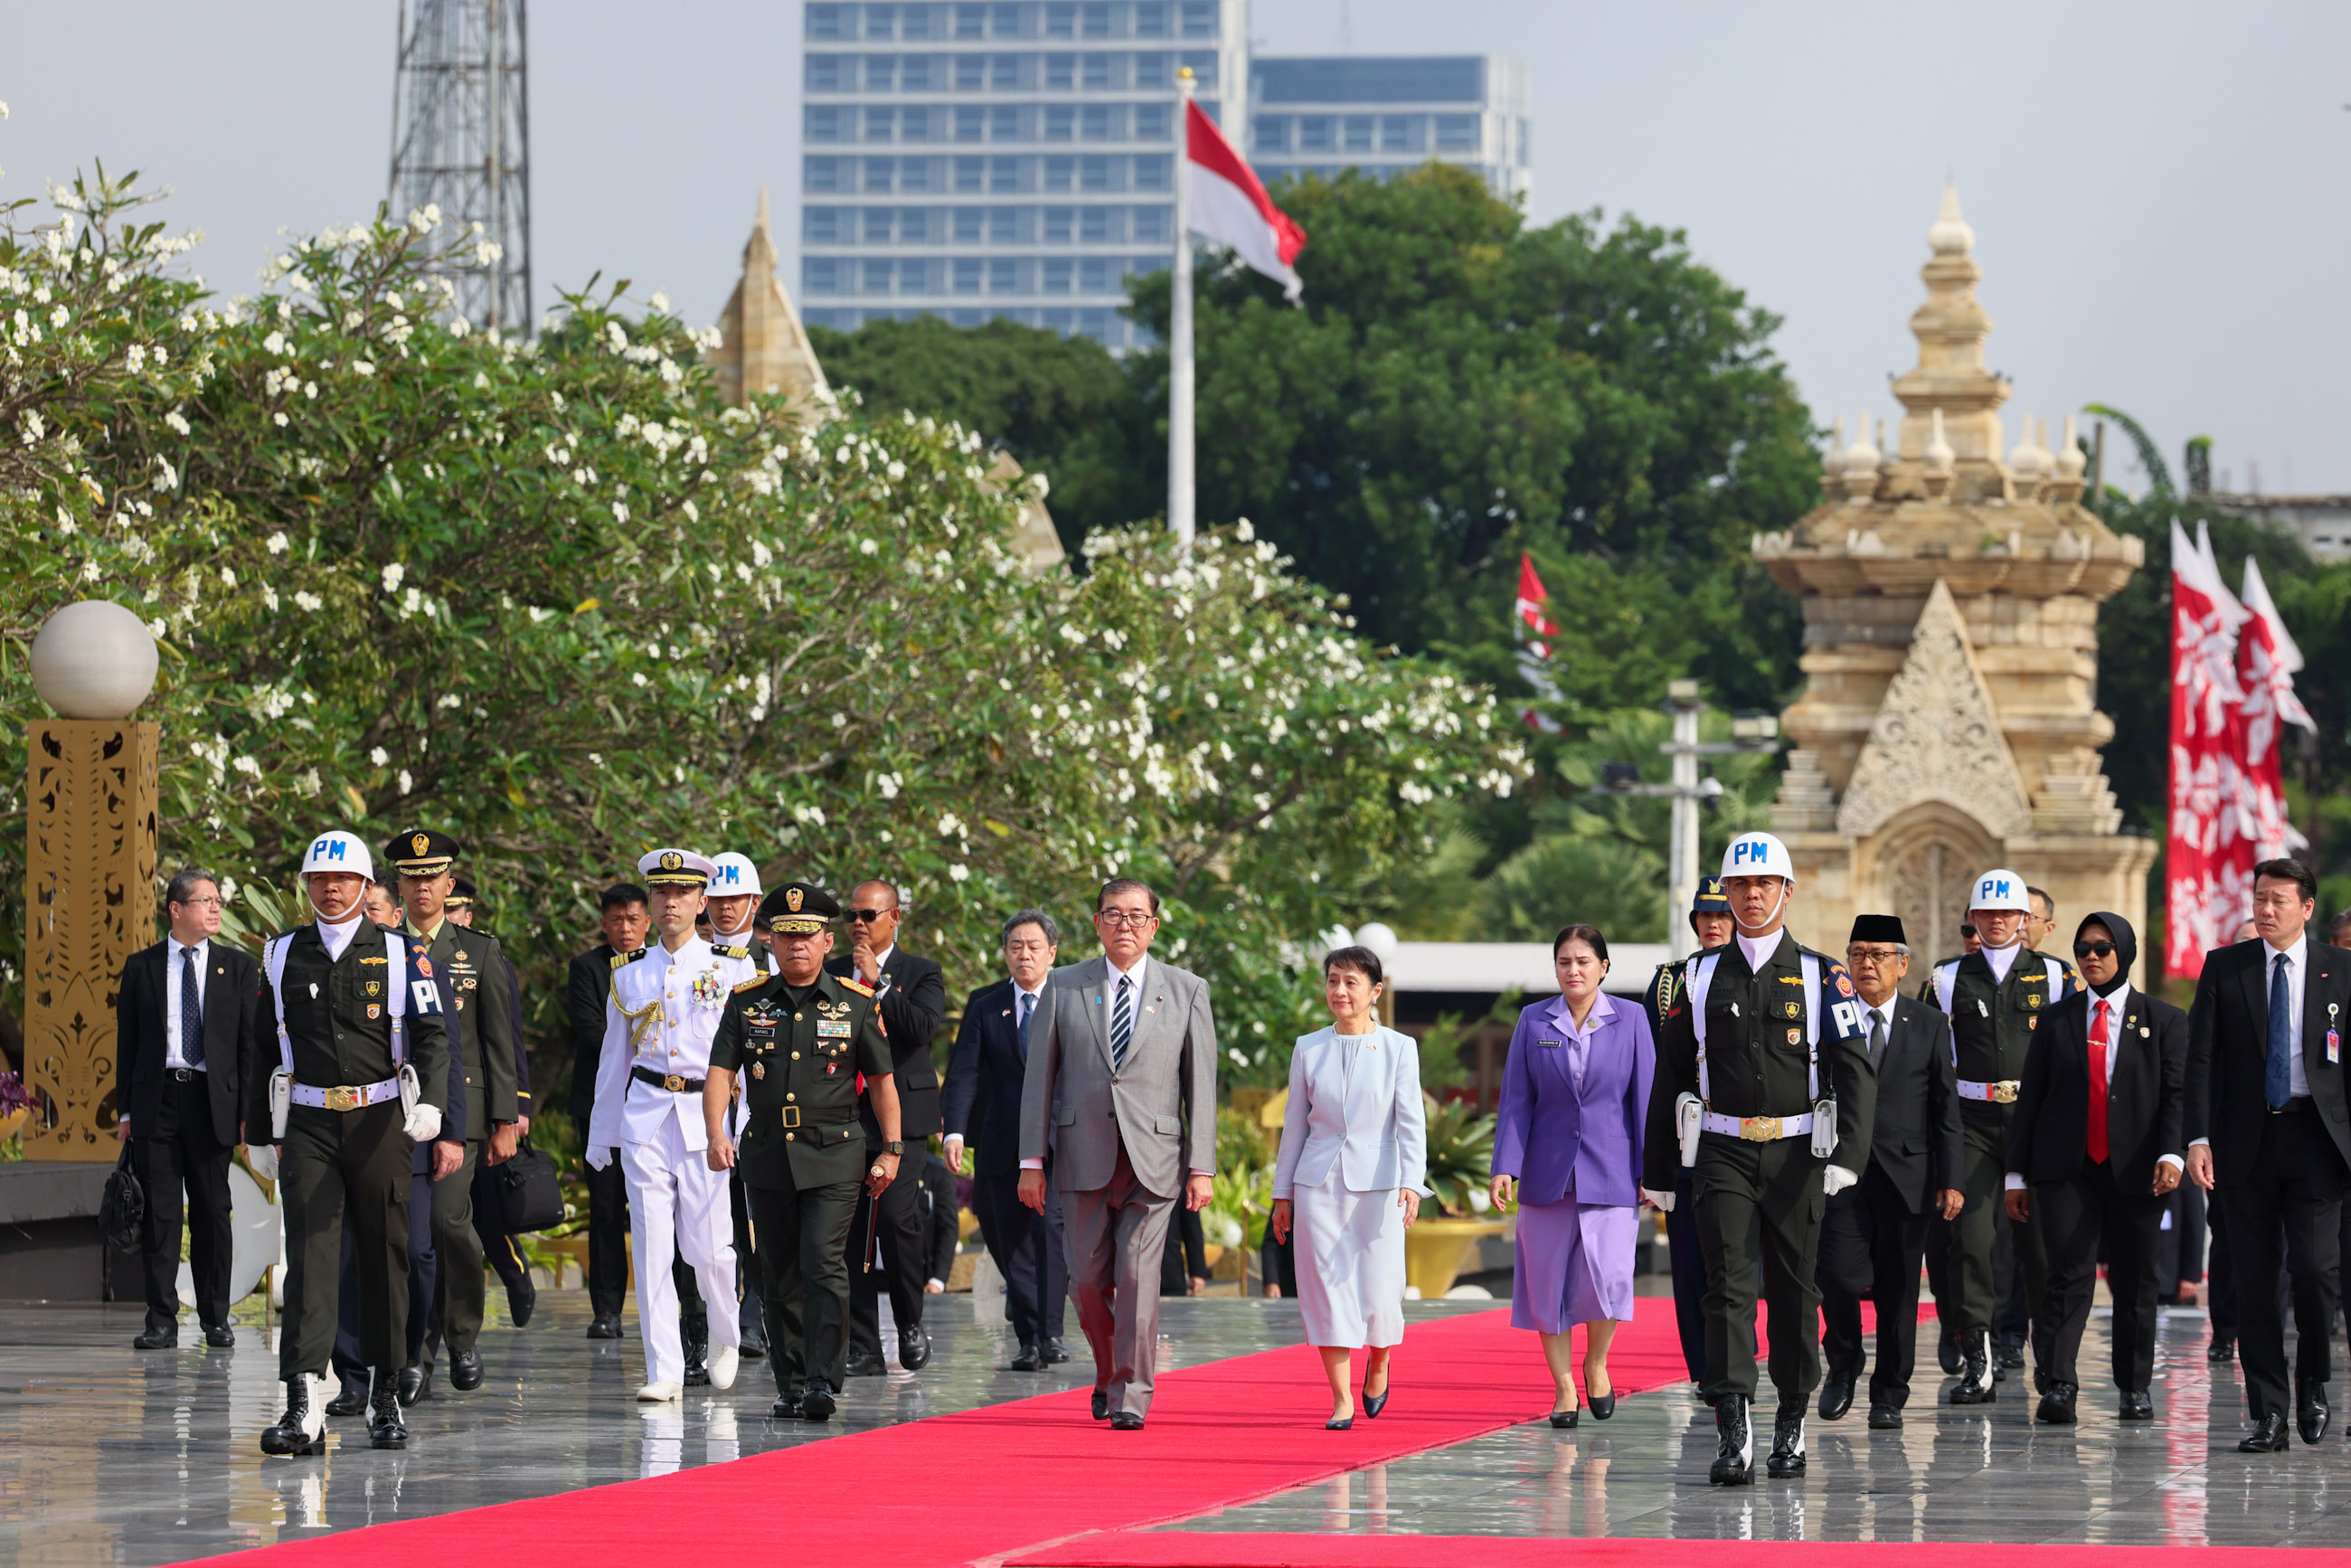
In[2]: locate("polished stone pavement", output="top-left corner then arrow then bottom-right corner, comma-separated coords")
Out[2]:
0,1291 -> 2342,1564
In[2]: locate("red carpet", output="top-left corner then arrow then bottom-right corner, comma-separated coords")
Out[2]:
193,1303 -> 1679,1568
1007,1535 -> 2347,1567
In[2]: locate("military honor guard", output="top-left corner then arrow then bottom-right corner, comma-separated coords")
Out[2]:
1643,877 -> 1735,1392
585,849 -> 757,1401
247,831 -> 452,1455
385,830 -> 522,1396
1642,833 -> 1875,1486
1926,868 -> 2077,1404
703,882 -> 903,1421
707,851 -> 774,1362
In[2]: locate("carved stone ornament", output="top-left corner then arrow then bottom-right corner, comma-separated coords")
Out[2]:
1835,579 -> 2033,841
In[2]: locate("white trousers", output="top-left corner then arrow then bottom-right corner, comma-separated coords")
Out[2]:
622,1115 -> 740,1386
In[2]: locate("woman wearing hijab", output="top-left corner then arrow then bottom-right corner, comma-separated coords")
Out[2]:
2005,911 -> 2187,1424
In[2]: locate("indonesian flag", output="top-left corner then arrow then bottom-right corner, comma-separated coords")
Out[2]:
1512,553 -> 1563,732
1186,100 -> 1308,300
2166,518 -> 2252,980
2234,553 -> 2314,858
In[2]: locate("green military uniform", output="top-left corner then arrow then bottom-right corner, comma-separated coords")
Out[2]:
711,956 -> 890,1405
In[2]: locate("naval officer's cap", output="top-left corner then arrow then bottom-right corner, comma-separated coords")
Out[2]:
384,827 -> 461,880
637,847 -> 718,889
758,881 -> 839,936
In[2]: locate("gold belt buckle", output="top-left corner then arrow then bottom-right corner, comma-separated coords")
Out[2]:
780,1105 -> 801,1129
323,1085 -> 363,1112
1741,1116 -> 1781,1142
1991,1082 -> 2019,1104
662,1073 -> 687,1093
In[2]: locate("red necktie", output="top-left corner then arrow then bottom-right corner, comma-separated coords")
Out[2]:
2086,998 -> 2110,1165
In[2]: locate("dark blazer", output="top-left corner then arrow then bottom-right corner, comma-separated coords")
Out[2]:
918,1152 -> 959,1284
116,940 -> 261,1148
2186,936 -> 2351,1174
941,976 -> 1034,1175
1858,992 -> 1965,1212
567,943 -> 620,1125
828,946 -> 947,1139
2011,985 -> 2188,1187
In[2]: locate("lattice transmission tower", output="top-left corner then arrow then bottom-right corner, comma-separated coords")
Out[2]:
388,0 -> 533,332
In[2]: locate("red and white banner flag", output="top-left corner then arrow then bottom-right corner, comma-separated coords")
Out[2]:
1185,99 -> 1308,300
1512,553 -> 1563,732
2166,518 -> 2252,980
2234,553 -> 2315,858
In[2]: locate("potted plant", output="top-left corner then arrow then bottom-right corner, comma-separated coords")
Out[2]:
1406,1092 -> 1505,1297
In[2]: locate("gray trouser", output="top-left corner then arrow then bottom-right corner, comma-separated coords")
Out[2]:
1061,1140 -> 1176,1419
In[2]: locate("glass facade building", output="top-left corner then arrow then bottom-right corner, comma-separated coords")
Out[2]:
1246,56 -> 1529,202
798,0 -> 1248,348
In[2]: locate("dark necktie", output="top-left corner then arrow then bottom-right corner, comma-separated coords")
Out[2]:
2267,951 -> 2293,1109
180,947 -> 204,1068
1110,975 -> 1133,1072
1017,990 -> 1034,1063
1868,1012 -> 1886,1067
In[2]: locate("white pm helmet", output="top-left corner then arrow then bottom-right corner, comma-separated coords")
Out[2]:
1968,868 -> 2034,913
1720,831 -> 1793,881
709,852 -> 764,899
298,829 -> 374,882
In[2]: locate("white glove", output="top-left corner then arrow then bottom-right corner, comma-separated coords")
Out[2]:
247,1144 -> 279,1182
402,1102 -> 443,1145
1822,1164 -> 1857,1196
587,1145 -> 613,1172
1641,1186 -> 1676,1213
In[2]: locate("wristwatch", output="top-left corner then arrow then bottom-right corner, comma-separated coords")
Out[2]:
880,1140 -> 905,1156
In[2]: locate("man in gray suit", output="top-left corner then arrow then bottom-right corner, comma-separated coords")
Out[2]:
1019,877 -> 1218,1429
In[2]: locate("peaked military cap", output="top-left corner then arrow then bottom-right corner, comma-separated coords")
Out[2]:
759,881 -> 838,936
447,875 -> 478,911
638,847 -> 717,889
1691,876 -> 1731,913
385,827 -> 460,879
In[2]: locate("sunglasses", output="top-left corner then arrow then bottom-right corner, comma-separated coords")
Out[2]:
1959,923 -> 1978,940
845,907 -> 894,922
2074,940 -> 2117,959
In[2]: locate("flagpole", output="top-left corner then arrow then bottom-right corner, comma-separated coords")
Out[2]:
1168,67 -> 1196,552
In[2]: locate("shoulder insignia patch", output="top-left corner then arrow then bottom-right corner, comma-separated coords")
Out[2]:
732,975 -> 769,994
837,976 -> 875,997
611,948 -> 647,970
1776,974 -> 1807,985
1835,974 -> 1855,998
716,943 -> 752,960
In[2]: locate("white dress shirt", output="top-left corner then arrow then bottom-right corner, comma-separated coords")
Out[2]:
316,912 -> 365,962
1980,941 -> 2023,984
2007,979 -> 2181,1186
165,937 -> 211,1071
1735,930 -> 1787,972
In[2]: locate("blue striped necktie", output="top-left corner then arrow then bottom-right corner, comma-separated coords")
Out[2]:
1110,975 -> 1133,1072
2266,951 -> 2293,1109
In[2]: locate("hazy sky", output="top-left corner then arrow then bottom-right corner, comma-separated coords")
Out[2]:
7,1 -> 2347,492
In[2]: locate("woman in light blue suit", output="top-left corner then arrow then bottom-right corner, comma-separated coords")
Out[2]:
1270,945 -> 1428,1431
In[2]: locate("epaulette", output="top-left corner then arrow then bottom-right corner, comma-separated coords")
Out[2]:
732,974 -> 769,994
837,975 -> 875,997
715,942 -> 754,960
611,947 -> 648,970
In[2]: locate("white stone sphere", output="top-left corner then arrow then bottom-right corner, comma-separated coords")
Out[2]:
30,600 -> 158,719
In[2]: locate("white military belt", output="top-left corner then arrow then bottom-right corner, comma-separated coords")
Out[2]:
1958,1079 -> 2021,1104
1700,1110 -> 1814,1142
290,1078 -> 401,1111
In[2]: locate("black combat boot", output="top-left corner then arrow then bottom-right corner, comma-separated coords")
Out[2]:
260,1374 -> 328,1457
1766,1409 -> 1807,1478
1710,1394 -> 1753,1486
368,1378 -> 410,1449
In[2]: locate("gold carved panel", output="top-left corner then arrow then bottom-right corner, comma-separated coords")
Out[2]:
22,721 -> 158,1159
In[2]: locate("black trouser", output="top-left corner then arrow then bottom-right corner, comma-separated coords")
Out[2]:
847,1164 -> 927,1359
333,1168 -> 435,1383
731,1167 -> 767,1349
1666,1166 -> 1709,1383
471,1156 -> 532,1304
972,1165 -> 1068,1346
1996,1206 -> 2035,1347
1818,1162 -> 1931,1407
749,1174 -> 862,1391
587,1155 -> 704,1329
2218,1102 -> 2348,1422
1924,1211 -> 1956,1352
1693,1134 -> 1826,1410
1952,1109 -> 2044,1343
279,1101 -> 413,1380
131,1074 -> 236,1332
423,1139 -> 484,1367
2035,1159 -> 2165,1392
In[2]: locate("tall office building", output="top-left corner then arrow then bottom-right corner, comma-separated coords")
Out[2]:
1246,56 -> 1529,202
798,0 -> 1247,347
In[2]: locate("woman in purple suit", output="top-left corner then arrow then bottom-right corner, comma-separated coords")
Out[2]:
1490,924 -> 1655,1427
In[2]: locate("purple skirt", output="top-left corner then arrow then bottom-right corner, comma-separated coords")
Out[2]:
1510,1195 -> 1638,1334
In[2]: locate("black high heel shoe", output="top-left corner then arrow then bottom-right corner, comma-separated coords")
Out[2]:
1550,1405 -> 1580,1429
1587,1374 -> 1616,1421
1364,1384 -> 1391,1420
1327,1412 -> 1355,1431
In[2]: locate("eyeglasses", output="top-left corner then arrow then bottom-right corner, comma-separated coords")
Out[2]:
1096,910 -> 1157,928
845,907 -> 894,922
1845,948 -> 1905,967
175,896 -> 224,910
2074,940 -> 2117,959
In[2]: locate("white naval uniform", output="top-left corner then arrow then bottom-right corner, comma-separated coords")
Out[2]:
589,935 -> 758,1386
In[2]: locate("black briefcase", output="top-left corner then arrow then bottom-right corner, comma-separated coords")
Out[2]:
489,1139 -> 564,1234
99,1145 -> 146,1252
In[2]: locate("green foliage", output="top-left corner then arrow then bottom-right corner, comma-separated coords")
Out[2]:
1419,1092 -> 1497,1218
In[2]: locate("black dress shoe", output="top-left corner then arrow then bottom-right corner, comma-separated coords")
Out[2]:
1818,1374 -> 1855,1422
133,1326 -> 178,1350
326,1378 -> 371,1418
2240,1412 -> 2291,1453
1710,1395 -> 1753,1486
2035,1383 -> 2079,1424
770,1393 -> 800,1419
203,1323 -> 235,1349
1938,1331 -> 1962,1376
1766,1410 -> 1807,1478
1042,1337 -> 1072,1365
1996,1340 -> 2026,1372
260,1375 -> 327,1457
450,1346 -> 485,1392
844,1347 -> 888,1379
2207,1337 -> 2235,1364
505,1274 -> 536,1329
741,1337 -> 767,1362
2119,1391 -> 2154,1422
398,1362 -> 430,1407
1867,1403 -> 1903,1430
367,1382 -> 409,1450
1091,1387 -> 1111,1422
1110,1412 -> 1145,1431
799,1379 -> 837,1421
587,1313 -> 623,1340
684,1337 -> 712,1387
899,1325 -> 932,1372
2298,1386 -> 2330,1446
1010,1342 -> 1044,1372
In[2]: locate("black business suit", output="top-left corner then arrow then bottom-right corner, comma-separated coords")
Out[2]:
2187,935 -> 2351,1424
1818,992 -> 1962,1409
2011,984 -> 2186,1393
831,944 -> 948,1364
116,938 -> 261,1333
943,976 -> 1069,1348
